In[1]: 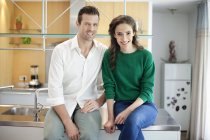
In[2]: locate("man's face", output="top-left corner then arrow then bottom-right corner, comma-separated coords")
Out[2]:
77,14 -> 99,41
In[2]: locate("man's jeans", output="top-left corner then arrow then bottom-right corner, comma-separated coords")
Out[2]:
44,105 -> 101,140
114,101 -> 158,140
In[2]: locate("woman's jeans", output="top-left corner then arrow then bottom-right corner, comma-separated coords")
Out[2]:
114,101 -> 158,140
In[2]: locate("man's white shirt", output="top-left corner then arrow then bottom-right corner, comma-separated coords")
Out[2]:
47,35 -> 107,117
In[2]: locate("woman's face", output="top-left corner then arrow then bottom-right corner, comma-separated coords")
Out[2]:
114,23 -> 134,49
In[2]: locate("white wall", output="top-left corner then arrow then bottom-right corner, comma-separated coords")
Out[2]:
152,10 -> 197,107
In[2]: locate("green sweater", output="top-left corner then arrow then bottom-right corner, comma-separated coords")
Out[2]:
102,49 -> 155,102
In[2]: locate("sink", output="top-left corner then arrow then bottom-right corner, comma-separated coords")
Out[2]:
2,106 -> 48,116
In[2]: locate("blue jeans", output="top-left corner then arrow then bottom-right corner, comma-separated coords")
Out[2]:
114,101 -> 158,140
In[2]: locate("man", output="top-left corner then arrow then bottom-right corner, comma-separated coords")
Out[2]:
44,6 -> 107,140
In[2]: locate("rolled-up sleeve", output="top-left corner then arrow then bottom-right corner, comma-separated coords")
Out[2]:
102,51 -> 116,99
47,47 -> 65,106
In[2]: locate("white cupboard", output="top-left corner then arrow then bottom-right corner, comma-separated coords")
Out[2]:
163,63 -> 191,131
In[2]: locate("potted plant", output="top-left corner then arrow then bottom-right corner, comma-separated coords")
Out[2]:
16,16 -> 22,30
22,37 -> 31,44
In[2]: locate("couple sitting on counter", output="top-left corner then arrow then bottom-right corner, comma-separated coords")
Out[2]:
44,6 -> 158,140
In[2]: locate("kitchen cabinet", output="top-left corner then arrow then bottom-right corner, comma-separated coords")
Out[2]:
99,131 -> 180,140
0,0 -> 152,87
0,128 -> 179,140
0,126 -> 43,140
0,89 -> 49,106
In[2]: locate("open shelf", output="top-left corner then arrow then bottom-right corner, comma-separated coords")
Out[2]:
0,0 -> 153,88
0,33 -> 152,38
0,48 -> 44,51
9,29 -> 42,34
9,42 -> 42,46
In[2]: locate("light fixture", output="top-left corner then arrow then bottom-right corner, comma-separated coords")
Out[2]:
168,8 -> 177,15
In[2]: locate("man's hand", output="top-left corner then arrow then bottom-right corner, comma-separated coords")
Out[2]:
81,100 -> 100,113
65,121 -> 80,140
104,120 -> 116,134
53,105 -> 80,140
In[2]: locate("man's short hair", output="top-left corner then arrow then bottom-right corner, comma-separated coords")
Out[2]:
77,6 -> 100,24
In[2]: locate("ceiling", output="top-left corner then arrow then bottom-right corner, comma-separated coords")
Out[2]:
92,0 -> 202,14
13,0 -> 202,14
153,0 -> 202,13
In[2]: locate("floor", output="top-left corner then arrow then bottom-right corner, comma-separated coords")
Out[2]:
181,131 -> 188,140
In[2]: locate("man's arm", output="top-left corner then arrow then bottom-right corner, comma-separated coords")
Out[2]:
81,68 -> 106,113
53,104 -> 80,140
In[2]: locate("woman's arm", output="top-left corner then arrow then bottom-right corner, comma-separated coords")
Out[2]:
102,50 -> 116,133
126,98 -> 144,112
138,51 -> 155,103
104,99 -> 116,133
106,99 -> 115,121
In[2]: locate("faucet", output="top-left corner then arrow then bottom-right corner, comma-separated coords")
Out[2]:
34,88 -> 48,121
0,85 -> 14,90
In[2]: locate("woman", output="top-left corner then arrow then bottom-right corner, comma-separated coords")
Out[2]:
102,15 -> 158,140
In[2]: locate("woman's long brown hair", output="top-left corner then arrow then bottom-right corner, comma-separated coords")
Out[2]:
108,15 -> 144,70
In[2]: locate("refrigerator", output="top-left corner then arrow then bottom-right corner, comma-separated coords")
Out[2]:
163,63 -> 191,131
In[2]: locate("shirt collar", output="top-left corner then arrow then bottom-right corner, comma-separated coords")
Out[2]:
70,35 -> 79,50
70,35 -> 98,50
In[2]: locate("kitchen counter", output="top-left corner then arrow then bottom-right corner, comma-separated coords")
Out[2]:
0,87 -> 45,94
0,105 -> 180,131
0,106 -> 181,140
100,108 -> 181,140
101,108 -> 180,131
0,105 -> 46,128
143,108 -> 181,131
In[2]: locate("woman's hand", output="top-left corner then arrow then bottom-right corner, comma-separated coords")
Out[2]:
104,120 -> 116,134
115,98 -> 144,124
65,122 -> 80,140
115,109 -> 131,124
